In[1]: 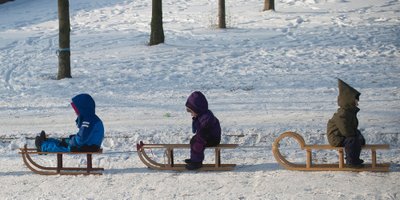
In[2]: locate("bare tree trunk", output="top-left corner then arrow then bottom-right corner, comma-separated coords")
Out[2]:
263,0 -> 275,11
57,0 -> 71,80
218,0 -> 226,28
149,0 -> 165,45
0,0 -> 14,5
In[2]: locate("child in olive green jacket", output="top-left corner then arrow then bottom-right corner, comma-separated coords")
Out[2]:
327,79 -> 365,167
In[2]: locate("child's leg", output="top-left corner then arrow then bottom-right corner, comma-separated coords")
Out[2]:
190,135 -> 206,163
343,137 -> 362,164
41,138 -> 70,152
205,136 -> 221,147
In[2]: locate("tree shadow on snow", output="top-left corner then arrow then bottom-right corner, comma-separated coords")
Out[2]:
105,163 -> 283,174
234,163 -> 283,172
0,171 -> 30,176
105,167 -> 163,175
390,164 -> 400,172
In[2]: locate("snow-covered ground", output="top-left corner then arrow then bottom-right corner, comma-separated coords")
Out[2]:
0,0 -> 399,199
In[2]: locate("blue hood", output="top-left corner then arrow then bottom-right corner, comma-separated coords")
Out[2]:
72,93 -> 96,118
69,93 -> 104,150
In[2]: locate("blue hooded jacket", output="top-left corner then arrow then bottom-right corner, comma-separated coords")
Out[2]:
69,94 -> 104,151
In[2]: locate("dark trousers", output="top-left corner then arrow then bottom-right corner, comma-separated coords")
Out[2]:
342,136 -> 363,164
190,135 -> 221,162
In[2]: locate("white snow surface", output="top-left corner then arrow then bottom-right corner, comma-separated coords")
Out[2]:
0,0 -> 399,199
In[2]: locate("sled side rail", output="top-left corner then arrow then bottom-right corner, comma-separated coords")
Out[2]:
303,144 -> 390,169
139,143 -> 238,149
303,144 -> 390,150
18,150 -> 103,154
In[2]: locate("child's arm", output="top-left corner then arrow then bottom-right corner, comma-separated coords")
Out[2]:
69,121 -> 90,147
334,110 -> 357,137
69,120 -> 104,148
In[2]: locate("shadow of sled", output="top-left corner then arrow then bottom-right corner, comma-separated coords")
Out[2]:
234,163 -> 283,172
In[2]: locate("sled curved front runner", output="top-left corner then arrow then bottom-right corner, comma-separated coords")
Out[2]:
136,141 -> 238,171
272,132 -> 390,172
272,131 -> 308,169
19,144 -> 104,175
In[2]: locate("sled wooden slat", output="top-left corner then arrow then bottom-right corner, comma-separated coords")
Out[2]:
19,150 -> 103,154
272,132 -> 390,172
19,144 -> 104,175
291,163 -> 390,172
136,141 -> 238,171
140,143 -> 238,149
303,144 -> 390,150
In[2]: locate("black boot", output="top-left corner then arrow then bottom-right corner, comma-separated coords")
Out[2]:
39,130 -> 46,141
35,131 -> 46,151
184,159 -> 192,164
346,158 -> 364,168
34,136 -> 41,151
355,159 -> 364,165
347,163 -> 364,168
185,162 -> 202,170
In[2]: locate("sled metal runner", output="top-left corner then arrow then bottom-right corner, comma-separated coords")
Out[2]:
19,144 -> 104,175
272,132 -> 390,172
136,141 -> 238,171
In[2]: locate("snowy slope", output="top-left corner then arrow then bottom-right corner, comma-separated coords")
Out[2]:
0,0 -> 399,199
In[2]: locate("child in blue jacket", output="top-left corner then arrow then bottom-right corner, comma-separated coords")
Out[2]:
35,93 -> 104,152
184,91 -> 221,170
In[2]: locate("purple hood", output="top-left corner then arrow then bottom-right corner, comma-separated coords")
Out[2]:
185,91 -> 208,114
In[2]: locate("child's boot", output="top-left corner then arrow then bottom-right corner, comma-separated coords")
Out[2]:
185,162 -> 202,170
35,131 -> 46,151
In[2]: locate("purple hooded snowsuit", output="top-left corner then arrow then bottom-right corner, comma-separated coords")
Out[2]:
186,91 -> 221,163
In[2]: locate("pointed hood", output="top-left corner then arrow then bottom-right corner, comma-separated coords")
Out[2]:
71,93 -> 96,118
337,79 -> 360,108
185,91 -> 208,114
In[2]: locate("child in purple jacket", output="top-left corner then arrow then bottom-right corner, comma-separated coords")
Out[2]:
185,91 -> 221,170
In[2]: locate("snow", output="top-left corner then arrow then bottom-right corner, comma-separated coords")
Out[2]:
0,0 -> 399,199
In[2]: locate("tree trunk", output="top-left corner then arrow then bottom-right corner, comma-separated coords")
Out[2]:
218,0 -> 226,28
0,0 -> 14,5
57,0 -> 71,80
263,0 -> 275,11
149,0 -> 165,46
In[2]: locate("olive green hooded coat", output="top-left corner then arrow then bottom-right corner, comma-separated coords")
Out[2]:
327,79 -> 361,147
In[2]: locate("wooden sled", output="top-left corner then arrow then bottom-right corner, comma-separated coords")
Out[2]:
136,141 -> 238,171
272,132 -> 390,172
19,144 -> 104,175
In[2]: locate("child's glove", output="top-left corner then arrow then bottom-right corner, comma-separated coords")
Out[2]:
60,138 -> 70,147
356,130 -> 366,145
192,119 -> 197,133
